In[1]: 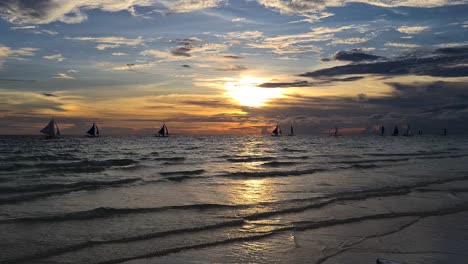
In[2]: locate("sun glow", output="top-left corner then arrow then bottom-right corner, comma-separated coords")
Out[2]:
225,77 -> 283,107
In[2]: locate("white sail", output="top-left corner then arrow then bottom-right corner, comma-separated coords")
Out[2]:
40,119 -> 60,137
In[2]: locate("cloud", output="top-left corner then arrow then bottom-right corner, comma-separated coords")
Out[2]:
247,26 -> 357,54
385,42 -> 420,48
156,0 -> 224,13
140,39 -> 228,62
0,45 -> 38,68
397,26 -> 430,34
43,53 -> 65,62
112,52 -> 129,56
256,0 -> 467,17
65,36 -> 144,50
215,65 -> 247,71
0,0 -> 156,24
324,49 -> 382,62
42,93 -> 58,97
231,17 -> 246,22
225,31 -> 264,40
300,46 -> 468,78
54,73 -> 75,79
328,37 -> 369,45
258,76 -> 364,88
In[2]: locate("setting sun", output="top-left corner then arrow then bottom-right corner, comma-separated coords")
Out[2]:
225,77 -> 283,107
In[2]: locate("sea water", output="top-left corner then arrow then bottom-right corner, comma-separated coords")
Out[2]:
1,135 -> 468,264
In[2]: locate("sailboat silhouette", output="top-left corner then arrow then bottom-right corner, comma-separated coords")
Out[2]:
287,124 -> 294,136
86,122 -> 100,137
271,123 -> 282,137
157,123 -> 169,137
40,118 -> 60,139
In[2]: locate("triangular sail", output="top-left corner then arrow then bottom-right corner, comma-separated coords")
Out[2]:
158,123 -> 168,136
272,124 -> 279,136
40,119 -> 59,137
393,126 -> 399,136
87,122 -> 98,136
290,125 -> 294,136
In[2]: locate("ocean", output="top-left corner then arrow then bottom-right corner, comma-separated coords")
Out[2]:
1,135 -> 468,264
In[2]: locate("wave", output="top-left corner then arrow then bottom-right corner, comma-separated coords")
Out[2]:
4,176 -> 468,263
2,219 -> 246,264
153,157 -> 186,162
223,168 -> 326,178
0,178 -> 141,194
160,169 -> 205,176
0,158 -> 138,173
365,151 -> 449,157
332,158 -> 409,164
261,161 -> 300,168
284,155 -> 309,160
0,203 -> 242,223
281,148 -> 307,153
227,157 -> 276,163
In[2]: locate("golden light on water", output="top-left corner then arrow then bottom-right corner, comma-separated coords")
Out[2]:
225,77 -> 283,107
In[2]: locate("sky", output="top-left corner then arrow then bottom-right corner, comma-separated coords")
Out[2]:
0,0 -> 467,135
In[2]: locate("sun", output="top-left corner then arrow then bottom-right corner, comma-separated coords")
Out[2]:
225,77 -> 283,107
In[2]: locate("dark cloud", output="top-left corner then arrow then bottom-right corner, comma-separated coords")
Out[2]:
258,76 -> 364,88
180,99 -> 235,108
42,93 -> 57,97
223,55 -> 243,59
171,46 -> 192,57
302,46 -> 468,78
215,65 -> 248,71
331,49 -> 382,62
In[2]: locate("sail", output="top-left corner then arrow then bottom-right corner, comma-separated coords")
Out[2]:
272,124 -> 279,136
393,126 -> 399,136
290,125 -> 294,136
158,123 -> 167,136
40,119 -> 59,137
334,127 -> 338,136
87,122 -> 98,136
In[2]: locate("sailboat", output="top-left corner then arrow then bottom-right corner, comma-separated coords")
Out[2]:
331,127 -> 340,136
86,122 -> 100,137
403,125 -> 412,137
40,118 -> 60,138
287,124 -> 294,136
380,126 -> 385,136
392,125 -> 399,136
156,123 -> 169,137
271,123 -> 282,137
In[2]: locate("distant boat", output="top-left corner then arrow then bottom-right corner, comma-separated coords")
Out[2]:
403,125 -> 412,137
287,124 -> 294,136
380,126 -> 385,136
331,127 -> 340,137
40,118 -> 60,138
86,122 -> 100,137
392,125 -> 399,136
157,123 -> 169,137
442,128 -> 447,136
271,123 -> 282,137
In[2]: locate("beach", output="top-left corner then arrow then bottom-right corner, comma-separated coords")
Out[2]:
1,135 -> 468,264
